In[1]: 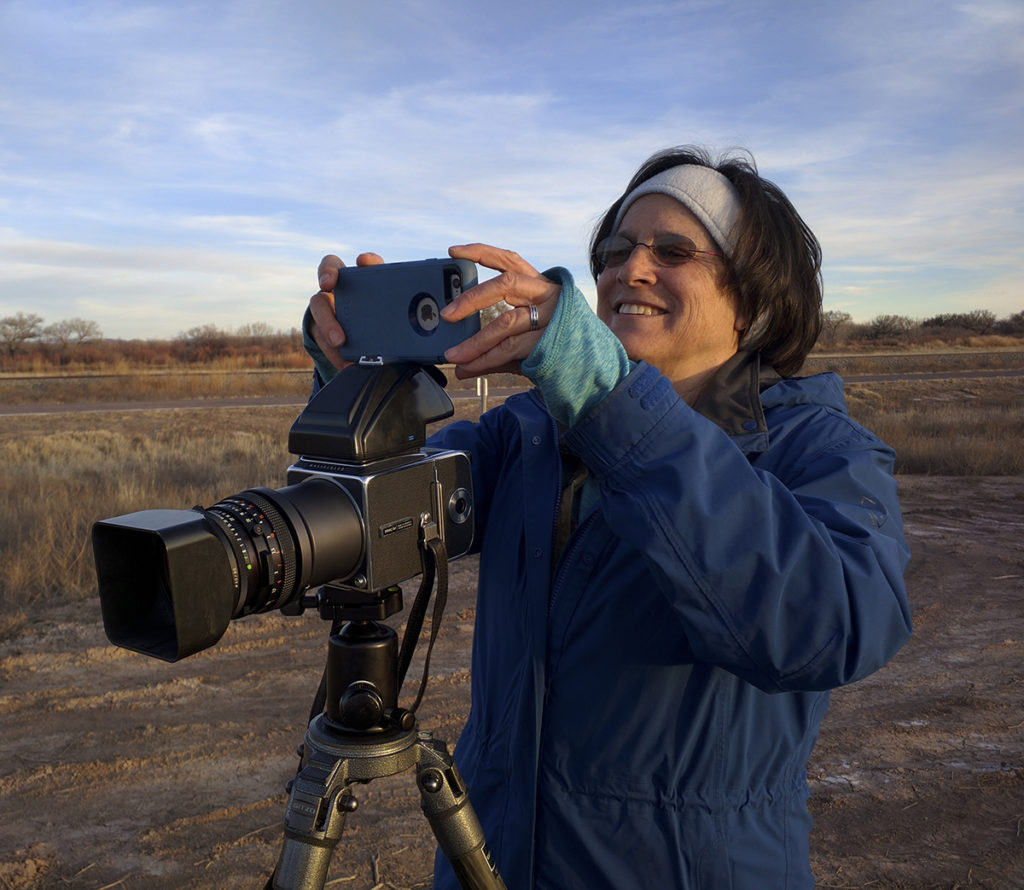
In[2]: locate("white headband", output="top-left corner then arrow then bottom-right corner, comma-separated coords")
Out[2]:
612,165 -> 742,257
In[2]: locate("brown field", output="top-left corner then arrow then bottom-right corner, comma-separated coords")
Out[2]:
1,355 -> 1023,889
0,367 -> 314,405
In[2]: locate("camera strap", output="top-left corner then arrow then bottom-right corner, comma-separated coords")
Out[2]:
397,515 -> 449,715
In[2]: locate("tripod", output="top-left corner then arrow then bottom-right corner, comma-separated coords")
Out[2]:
266,575 -> 506,890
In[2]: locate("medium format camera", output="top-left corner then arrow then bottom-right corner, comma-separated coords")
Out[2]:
92,362 -> 473,663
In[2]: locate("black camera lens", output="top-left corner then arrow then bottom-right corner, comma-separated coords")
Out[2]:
444,268 -> 463,302
205,480 -> 366,620
93,477 -> 365,662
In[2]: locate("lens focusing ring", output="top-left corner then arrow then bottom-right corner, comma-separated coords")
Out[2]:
244,492 -> 298,610
205,492 -> 298,615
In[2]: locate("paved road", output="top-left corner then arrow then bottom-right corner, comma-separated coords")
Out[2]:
839,367 -> 1024,384
0,388 -> 525,416
0,369 -> 1020,416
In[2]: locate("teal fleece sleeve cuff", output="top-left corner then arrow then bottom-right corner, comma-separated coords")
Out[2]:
521,267 -> 632,428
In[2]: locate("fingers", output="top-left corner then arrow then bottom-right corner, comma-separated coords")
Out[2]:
438,242 -> 561,377
311,255 -> 350,371
444,304 -> 546,374
317,254 -> 344,292
310,253 -> 386,371
442,243 -> 559,322
311,254 -> 345,357
441,271 -> 552,321
307,291 -> 351,372
449,243 -> 538,277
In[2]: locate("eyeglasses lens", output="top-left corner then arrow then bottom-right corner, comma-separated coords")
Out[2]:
595,235 -> 699,268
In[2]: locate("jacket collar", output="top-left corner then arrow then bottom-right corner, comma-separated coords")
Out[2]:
691,349 -> 778,442
522,349 -> 783,454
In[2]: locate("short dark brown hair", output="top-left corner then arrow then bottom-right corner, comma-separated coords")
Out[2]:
589,146 -> 823,376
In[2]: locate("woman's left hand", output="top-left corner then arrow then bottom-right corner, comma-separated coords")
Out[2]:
441,243 -> 561,378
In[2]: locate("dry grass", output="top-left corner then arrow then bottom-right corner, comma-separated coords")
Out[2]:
844,378 -> 1024,475
0,399 -> 486,626
0,368 -> 313,404
0,407 -> 299,618
0,365 -> 512,404
803,347 -> 1024,377
0,357 -> 1020,621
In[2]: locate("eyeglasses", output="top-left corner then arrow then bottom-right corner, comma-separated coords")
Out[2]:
593,234 -> 722,270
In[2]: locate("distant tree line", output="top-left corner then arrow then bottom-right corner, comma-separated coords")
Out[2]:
1,306 -> 1022,368
0,313 -> 104,356
818,308 -> 1023,348
0,312 -> 307,369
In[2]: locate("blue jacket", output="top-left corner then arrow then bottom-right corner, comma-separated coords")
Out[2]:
429,354 -> 911,890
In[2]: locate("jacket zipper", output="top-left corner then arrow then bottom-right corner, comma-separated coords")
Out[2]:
548,511 -> 595,620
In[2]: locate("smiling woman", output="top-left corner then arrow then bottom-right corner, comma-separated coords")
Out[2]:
303,144 -> 911,890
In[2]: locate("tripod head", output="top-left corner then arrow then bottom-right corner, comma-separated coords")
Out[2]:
300,582 -> 411,735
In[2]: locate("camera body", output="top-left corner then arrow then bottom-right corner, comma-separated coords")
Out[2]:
286,448 -> 473,593
334,258 -> 482,364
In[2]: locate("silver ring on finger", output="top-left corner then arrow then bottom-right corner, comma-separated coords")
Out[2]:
528,304 -> 539,332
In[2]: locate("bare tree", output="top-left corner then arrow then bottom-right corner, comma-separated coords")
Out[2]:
921,310 -> 997,335
235,321 -> 277,345
867,314 -> 916,341
175,324 -> 230,360
45,317 -> 103,347
177,324 -> 228,347
0,312 -> 46,355
961,310 -> 997,335
996,310 -> 1024,335
820,310 -> 853,346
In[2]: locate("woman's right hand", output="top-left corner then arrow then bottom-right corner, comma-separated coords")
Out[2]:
307,252 -> 384,372
439,243 -> 560,379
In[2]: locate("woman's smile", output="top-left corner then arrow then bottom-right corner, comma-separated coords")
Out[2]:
614,301 -> 667,316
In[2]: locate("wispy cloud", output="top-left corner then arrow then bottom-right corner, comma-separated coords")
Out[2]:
0,0 -> 1020,337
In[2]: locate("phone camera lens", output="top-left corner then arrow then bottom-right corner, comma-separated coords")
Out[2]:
445,270 -> 463,302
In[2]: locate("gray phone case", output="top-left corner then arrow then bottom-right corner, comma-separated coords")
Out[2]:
334,258 -> 481,364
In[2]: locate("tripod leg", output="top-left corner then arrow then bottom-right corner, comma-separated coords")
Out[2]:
272,750 -> 355,890
416,734 -> 507,890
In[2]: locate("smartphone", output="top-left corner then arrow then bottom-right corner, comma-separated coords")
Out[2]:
334,258 -> 481,364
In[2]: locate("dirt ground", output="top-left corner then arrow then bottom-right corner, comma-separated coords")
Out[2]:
1,475 -> 1022,890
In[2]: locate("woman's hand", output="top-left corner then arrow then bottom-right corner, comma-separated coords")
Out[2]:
441,243 -> 561,379
307,252 -> 384,372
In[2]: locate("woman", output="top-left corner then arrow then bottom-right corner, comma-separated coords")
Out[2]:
304,146 -> 912,890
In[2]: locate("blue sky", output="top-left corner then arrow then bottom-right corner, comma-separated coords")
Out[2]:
1,0 -> 1021,340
